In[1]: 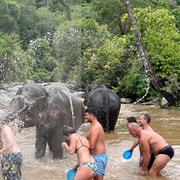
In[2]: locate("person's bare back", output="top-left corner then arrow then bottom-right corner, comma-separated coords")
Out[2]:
87,120 -> 106,155
139,130 -> 168,155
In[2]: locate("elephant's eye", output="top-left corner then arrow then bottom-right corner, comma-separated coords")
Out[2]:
27,111 -> 31,116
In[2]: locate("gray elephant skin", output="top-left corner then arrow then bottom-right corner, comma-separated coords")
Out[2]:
84,84 -> 121,132
4,82 -> 85,159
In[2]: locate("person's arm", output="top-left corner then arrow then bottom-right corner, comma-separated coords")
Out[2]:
12,121 -> 18,136
139,138 -> 151,175
129,137 -> 139,151
88,127 -> 98,152
62,134 -> 76,155
0,127 -> 14,154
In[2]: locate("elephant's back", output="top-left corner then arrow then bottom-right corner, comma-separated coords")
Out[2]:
88,87 -> 120,109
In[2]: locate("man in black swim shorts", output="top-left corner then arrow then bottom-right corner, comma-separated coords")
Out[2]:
128,123 -> 174,176
158,145 -> 174,158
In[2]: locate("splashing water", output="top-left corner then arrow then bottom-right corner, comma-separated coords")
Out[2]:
0,95 -> 34,132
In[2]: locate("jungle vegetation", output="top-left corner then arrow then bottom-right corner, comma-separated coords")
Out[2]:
0,0 -> 180,106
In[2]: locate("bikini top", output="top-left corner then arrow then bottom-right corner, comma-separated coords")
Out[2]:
75,134 -> 91,154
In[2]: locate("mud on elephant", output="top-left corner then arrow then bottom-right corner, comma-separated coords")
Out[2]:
2,82 -> 85,159
84,84 -> 121,132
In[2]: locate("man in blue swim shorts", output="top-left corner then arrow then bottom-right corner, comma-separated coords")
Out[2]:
92,153 -> 108,177
85,108 -> 108,180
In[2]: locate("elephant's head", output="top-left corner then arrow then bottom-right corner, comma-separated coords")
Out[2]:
83,84 -> 106,105
2,82 -> 48,129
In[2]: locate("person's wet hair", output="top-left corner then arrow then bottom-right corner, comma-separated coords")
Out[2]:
128,122 -> 140,130
127,117 -> 137,123
85,107 -> 98,117
62,125 -> 76,136
144,114 -> 151,124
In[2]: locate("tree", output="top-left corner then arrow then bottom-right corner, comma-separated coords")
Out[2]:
26,38 -> 59,82
0,0 -> 20,33
0,32 -> 28,83
59,0 -> 71,20
36,7 -> 61,41
123,0 -> 177,105
17,2 -> 40,49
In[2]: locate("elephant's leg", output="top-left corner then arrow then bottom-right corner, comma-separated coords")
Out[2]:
51,128 -> 63,159
35,125 -> 47,159
47,140 -> 53,152
109,110 -> 119,131
48,143 -> 53,152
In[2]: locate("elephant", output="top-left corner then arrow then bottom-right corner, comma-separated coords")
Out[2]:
2,82 -> 85,159
83,84 -> 121,132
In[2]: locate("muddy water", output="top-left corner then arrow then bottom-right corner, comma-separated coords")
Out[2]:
13,104 -> 180,180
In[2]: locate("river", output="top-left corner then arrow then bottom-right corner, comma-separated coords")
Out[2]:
0,85 -> 180,180
16,104 -> 180,180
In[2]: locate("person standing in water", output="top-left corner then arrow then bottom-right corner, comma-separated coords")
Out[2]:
128,122 -> 174,176
85,108 -> 108,180
127,114 -> 155,169
0,121 -> 23,180
62,125 -> 97,180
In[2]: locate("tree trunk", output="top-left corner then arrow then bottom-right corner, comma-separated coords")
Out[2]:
60,0 -> 71,20
123,0 -> 176,105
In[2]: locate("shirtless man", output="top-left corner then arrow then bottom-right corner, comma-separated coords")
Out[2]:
128,114 -> 155,169
85,108 -> 108,180
128,114 -> 153,151
128,123 -> 174,176
62,125 -> 97,180
0,122 -> 23,180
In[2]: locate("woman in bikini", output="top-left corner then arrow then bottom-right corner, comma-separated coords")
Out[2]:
62,125 -> 97,180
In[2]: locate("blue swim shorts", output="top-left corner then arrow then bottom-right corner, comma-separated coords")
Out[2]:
93,153 -> 108,176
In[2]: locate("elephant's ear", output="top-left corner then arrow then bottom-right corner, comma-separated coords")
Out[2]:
36,88 -> 49,111
16,86 -> 23,95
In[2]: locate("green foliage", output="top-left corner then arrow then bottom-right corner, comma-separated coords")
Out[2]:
0,0 -> 20,33
53,18 -> 110,83
80,35 -> 132,86
53,20 -> 82,82
17,3 -> 40,49
91,0 -> 170,35
26,38 -> 59,82
121,7 -> 180,101
133,7 -> 180,82
172,7 -> 180,30
116,60 -> 147,98
0,0 -> 180,105
0,32 -> 28,83
36,7 -> 61,39
91,0 -> 124,34
80,18 -> 110,50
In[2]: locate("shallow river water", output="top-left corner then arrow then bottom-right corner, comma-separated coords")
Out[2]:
14,104 -> 180,180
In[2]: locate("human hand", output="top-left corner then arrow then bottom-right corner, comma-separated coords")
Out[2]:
139,169 -> 147,176
73,164 -> 79,170
62,142 -> 67,148
14,118 -> 19,123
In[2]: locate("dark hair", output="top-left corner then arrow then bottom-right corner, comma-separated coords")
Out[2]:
127,117 -> 137,123
144,114 -> 151,124
62,125 -> 76,136
85,107 -> 98,117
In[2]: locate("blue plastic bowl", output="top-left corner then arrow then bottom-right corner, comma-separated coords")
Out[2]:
66,169 -> 76,180
123,150 -> 132,160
